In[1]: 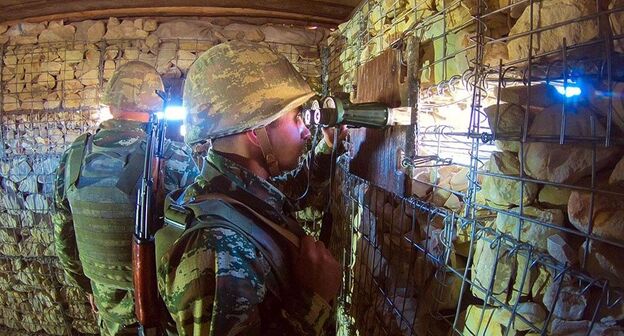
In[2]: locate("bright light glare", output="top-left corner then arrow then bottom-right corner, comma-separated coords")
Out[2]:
180,124 -> 186,137
552,83 -> 582,98
157,106 -> 187,120
99,106 -> 113,122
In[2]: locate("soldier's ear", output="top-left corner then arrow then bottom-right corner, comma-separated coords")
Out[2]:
245,129 -> 262,148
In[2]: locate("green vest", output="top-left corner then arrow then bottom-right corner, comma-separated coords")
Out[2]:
65,133 -> 146,289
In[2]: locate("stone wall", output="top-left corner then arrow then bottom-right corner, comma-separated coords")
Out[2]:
327,0 -> 624,335
0,16 -> 326,335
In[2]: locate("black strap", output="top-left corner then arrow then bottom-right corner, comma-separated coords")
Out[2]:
66,133 -> 91,191
115,143 -> 146,196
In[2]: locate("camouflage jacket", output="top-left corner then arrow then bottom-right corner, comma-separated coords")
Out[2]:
52,118 -> 199,324
158,139 -> 335,336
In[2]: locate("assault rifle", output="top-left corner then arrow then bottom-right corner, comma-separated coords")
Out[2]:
133,90 -> 169,336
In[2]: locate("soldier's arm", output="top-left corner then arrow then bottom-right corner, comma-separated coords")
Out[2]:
273,136 -> 341,211
51,149 -> 92,294
159,226 -> 266,336
160,225 -> 331,336
163,142 -> 201,193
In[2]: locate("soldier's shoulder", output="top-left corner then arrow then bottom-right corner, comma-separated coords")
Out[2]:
172,224 -> 259,264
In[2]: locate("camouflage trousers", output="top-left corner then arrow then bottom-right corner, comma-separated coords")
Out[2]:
92,282 -> 137,336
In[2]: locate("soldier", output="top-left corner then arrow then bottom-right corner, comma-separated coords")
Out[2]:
52,61 -> 199,336
156,41 -> 346,335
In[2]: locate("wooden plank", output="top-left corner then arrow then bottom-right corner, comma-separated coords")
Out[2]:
348,48 -> 409,196
0,0 -> 356,26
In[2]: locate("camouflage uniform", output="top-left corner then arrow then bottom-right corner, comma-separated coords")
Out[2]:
52,61 -> 199,336
53,119 -> 199,335
159,142 -> 334,336
156,41 -> 337,335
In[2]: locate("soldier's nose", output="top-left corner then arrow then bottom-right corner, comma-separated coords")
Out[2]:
301,125 -> 311,141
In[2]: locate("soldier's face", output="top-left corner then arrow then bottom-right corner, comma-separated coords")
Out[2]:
267,108 -> 311,171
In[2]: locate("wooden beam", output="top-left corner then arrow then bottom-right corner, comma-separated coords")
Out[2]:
0,1 -> 354,26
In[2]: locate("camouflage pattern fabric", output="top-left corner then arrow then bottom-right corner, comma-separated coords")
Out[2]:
101,61 -> 165,114
53,119 -> 199,336
183,41 -> 315,144
158,139 -> 335,336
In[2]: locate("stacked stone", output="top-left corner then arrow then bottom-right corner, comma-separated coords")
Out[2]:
329,0 -> 624,95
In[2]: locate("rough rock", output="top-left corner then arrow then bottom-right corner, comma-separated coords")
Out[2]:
18,175 -> 38,194
78,69 -> 99,86
543,284 -> 587,320
6,23 -> 45,37
481,151 -> 539,208
568,190 -> 624,242
33,158 -> 60,176
610,155 -> 624,185
590,82 -> 624,134
547,234 -> 578,265
522,105 -> 620,183
471,237 -> 515,304
508,0 -> 599,62
485,103 -> 528,152
409,167 -> 433,198
611,0 -> 624,53
9,158 -> 31,183
59,50 -> 84,64
493,302 -> 546,331
104,19 -> 148,40
450,166 -> 470,192
222,23 -> 265,42
3,95 -> 19,111
458,305 -> 503,336
497,83 -> 563,108
549,318 -> 624,335
580,240 -> 624,286
538,185 -> 572,208
63,93 -> 82,109
495,206 -> 564,251
173,50 -> 196,72
154,20 -> 220,41
73,20 -> 105,42
25,194 -> 49,213
261,25 -> 323,45
38,25 -> 75,43
0,213 -> 18,228
143,19 -> 158,32
2,191 -> 24,215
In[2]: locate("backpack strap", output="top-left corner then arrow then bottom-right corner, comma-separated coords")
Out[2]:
65,133 -> 91,191
115,142 -> 146,196
159,192 -> 300,296
194,193 -> 300,249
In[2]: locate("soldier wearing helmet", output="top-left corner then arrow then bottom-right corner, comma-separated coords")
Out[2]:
156,41 -> 346,335
52,61 -> 199,336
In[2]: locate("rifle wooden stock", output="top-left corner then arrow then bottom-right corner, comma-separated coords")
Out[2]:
132,237 -> 160,328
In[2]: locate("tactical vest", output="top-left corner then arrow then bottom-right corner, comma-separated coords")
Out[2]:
156,190 -> 302,298
65,133 -> 148,289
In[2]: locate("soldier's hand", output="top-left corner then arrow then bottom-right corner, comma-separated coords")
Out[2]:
321,125 -> 348,149
293,235 -> 341,304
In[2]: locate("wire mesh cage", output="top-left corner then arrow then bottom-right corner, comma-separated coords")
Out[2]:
326,0 -> 624,334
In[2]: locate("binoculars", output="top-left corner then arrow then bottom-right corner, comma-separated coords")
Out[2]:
302,96 -> 413,128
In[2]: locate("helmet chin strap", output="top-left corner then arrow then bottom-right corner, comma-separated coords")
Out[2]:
254,127 -> 281,177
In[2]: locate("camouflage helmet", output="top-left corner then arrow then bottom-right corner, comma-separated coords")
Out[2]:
102,61 -> 164,114
183,41 -> 314,145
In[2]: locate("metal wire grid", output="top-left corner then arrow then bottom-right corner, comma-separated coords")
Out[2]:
0,36 -> 323,334
326,0 -> 624,334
